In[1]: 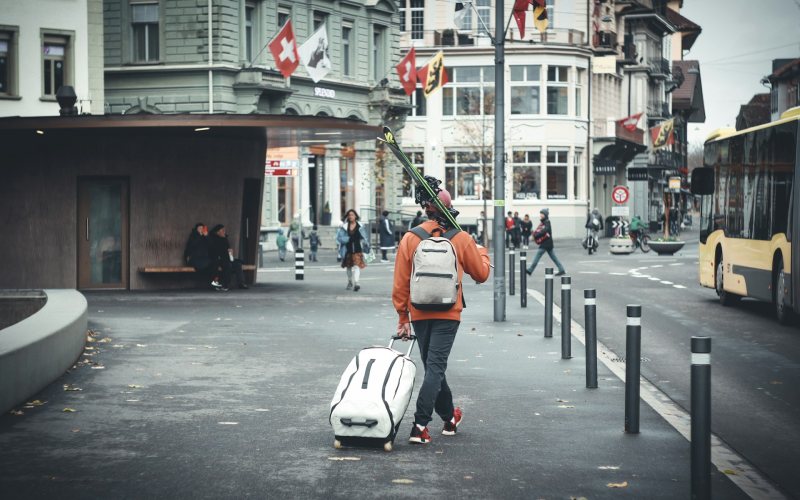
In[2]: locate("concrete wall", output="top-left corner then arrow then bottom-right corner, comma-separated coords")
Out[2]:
0,290 -> 88,414
0,128 -> 265,290
0,290 -> 46,331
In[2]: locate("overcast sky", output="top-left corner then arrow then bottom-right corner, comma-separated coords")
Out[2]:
681,0 -> 800,146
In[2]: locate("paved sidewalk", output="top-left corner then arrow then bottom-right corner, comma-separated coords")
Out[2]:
0,259 -> 744,499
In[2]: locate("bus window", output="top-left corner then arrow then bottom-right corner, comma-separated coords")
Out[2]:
752,165 -> 771,240
700,194 -> 713,243
772,171 -> 792,236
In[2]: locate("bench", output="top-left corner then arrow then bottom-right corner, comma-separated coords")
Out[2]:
138,264 -> 256,273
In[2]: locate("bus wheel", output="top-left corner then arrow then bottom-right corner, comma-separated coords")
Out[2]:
774,258 -> 792,325
716,258 -> 740,306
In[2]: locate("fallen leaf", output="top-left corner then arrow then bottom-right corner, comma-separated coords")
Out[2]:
517,333 -> 523,336
464,475 -> 473,480
723,469 -> 738,475
84,346 -> 96,351
112,344 -> 125,348
97,337 -> 112,343
91,365 -> 106,370
557,405 -> 575,409
254,408 -> 270,412
328,456 -> 361,461
217,422 -> 239,425
62,408 -> 77,413
26,400 -> 46,407
607,481 -> 628,488
392,479 -> 414,484
136,344 -> 148,347
125,399 -> 140,402
128,384 -> 144,389
163,396 -> 174,399
63,385 -> 82,392
10,410 -> 23,416
71,429 -> 80,433
556,398 -> 569,403
598,466 -> 620,470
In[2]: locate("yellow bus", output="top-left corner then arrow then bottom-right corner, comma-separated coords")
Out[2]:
691,107 -> 800,324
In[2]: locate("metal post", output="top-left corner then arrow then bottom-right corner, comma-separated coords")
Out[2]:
520,249 -> 527,307
625,305 -> 642,433
295,249 -> 304,280
584,289 -> 597,388
544,268 -> 553,338
560,276 -> 571,359
509,249 -> 515,296
691,336 -> 712,500
492,0 -> 506,322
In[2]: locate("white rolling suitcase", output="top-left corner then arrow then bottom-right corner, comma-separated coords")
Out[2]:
329,336 -> 417,452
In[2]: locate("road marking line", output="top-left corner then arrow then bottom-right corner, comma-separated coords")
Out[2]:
660,281 -> 674,285
673,285 -> 687,289
528,289 -> 786,500
650,264 -> 664,268
579,260 -> 612,264
670,263 -> 684,266
608,272 -> 627,276
579,271 -> 601,274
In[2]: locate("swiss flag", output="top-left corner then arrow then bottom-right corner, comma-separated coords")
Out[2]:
396,48 -> 417,96
268,20 -> 300,78
616,112 -> 643,132
513,0 -> 532,38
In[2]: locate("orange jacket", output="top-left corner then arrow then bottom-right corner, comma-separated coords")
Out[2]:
392,220 -> 491,324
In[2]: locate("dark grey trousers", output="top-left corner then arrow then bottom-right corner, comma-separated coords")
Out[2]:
411,319 -> 459,426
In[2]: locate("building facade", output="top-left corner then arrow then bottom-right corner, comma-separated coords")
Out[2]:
0,0 -> 104,117
103,0 -> 406,227
397,0 -> 592,238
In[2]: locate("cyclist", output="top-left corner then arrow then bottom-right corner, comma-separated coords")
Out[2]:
629,215 -> 644,246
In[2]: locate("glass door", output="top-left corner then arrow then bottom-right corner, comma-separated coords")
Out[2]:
77,178 -> 129,289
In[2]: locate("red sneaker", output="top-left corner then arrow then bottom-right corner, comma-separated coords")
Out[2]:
442,407 -> 463,436
409,425 -> 431,444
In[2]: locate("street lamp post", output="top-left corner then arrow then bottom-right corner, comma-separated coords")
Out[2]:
492,0 -> 506,322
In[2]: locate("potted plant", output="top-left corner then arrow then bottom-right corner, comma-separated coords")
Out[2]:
609,234 -> 634,254
321,201 -> 332,226
648,235 -> 685,255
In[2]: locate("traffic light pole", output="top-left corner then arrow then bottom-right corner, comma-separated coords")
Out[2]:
492,0 -> 506,322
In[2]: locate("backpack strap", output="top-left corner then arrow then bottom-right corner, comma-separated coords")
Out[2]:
442,228 -> 461,240
409,226 -> 432,240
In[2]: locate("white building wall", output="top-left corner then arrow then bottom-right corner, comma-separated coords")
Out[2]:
0,0 -> 96,117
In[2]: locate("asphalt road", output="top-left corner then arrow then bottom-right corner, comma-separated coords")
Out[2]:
525,228 -> 800,499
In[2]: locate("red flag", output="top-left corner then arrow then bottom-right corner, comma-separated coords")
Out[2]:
268,20 -> 300,78
616,112 -> 643,132
396,48 -> 417,96
513,0 -> 532,38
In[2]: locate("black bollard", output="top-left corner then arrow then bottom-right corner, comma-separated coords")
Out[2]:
295,249 -> 304,281
520,250 -> 527,307
560,276 -> 571,359
691,337 -> 712,500
509,249 -> 515,296
544,268 -> 553,338
624,305 -> 642,433
584,289 -> 598,388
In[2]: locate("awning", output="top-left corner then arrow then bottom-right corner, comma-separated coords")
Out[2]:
593,140 -> 647,175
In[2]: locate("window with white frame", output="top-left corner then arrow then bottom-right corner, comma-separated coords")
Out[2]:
410,87 -> 426,117
510,65 -> 541,115
573,149 -> 583,199
456,0 -> 490,34
476,0 -> 491,35
575,68 -> 585,117
456,2 -> 472,31
342,24 -> 352,76
42,34 -> 70,97
445,150 -> 492,200
402,151 -> 424,197
442,66 -> 495,116
512,149 -> 542,199
546,148 -> 569,199
131,2 -> 159,62
0,28 -> 17,96
410,0 -> 424,40
244,2 -> 255,63
277,7 -> 290,27
546,65 -> 568,115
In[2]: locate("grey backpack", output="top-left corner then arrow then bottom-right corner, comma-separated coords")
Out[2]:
409,226 -> 460,311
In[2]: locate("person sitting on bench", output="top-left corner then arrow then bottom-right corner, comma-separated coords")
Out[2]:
209,224 -> 248,290
184,223 -> 222,290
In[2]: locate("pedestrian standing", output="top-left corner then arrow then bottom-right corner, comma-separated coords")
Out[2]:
393,183 -> 491,445
512,211 -> 522,249
410,210 -> 424,229
308,225 -> 321,262
275,228 -> 288,261
336,209 -> 370,291
378,210 -> 394,263
505,211 -> 514,248
525,208 -> 566,276
288,214 -> 305,250
521,214 -> 533,247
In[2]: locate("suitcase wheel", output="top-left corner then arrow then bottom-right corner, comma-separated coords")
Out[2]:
383,441 -> 393,452
333,439 -> 342,449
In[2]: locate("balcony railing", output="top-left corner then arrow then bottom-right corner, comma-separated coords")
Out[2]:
592,30 -> 617,53
647,101 -> 671,118
648,57 -> 671,79
648,150 -> 682,170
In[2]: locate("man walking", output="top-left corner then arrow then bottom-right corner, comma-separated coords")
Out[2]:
393,182 -> 491,445
525,208 -> 566,276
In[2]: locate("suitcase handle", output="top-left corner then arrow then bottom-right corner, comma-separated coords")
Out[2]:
389,335 -> 417,357
340,418 -> 378,428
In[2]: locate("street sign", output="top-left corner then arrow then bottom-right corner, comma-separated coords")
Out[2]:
265,168 -> 296,176
612,205 -> 629,217
611,220 -> 630,229
669,176 -> 681,191
612,185 -> 629,204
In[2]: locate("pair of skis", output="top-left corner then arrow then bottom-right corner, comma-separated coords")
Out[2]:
378,126 -> 461,231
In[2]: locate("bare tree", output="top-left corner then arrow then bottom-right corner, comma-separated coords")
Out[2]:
687,142 -> 704,171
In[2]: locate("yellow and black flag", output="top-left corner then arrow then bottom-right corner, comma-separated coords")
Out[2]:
416,51 -> 448,98
533,0 -> 549,33
649,118 -> 675,150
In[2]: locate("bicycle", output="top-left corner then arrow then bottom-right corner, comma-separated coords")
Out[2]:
630,231 -> 650,253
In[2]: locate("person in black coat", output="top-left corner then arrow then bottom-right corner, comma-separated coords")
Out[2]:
378,210 -> 395,262
525,208 -> 566,276
520,214 -> 533,247
208,224 -> 248,290
184,223 -> 221,290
